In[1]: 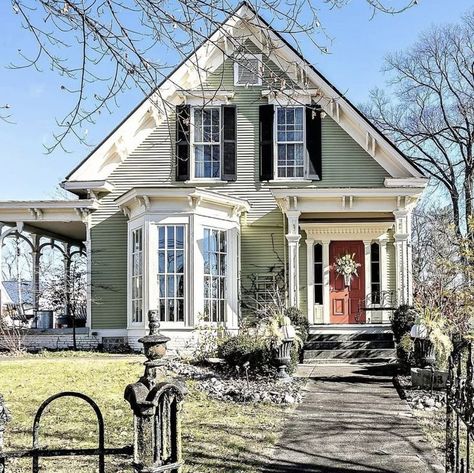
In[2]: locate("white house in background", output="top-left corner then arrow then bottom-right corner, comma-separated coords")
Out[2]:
0,2 -> 427,352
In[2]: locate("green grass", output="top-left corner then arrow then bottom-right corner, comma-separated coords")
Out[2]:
0,356 -> 289,472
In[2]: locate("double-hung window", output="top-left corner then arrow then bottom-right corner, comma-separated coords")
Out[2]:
203,228 -> 227,322
193,107 -> 221,179
131,228 -> 143,324
276,106 -> 305,178
158,225 -> 185,322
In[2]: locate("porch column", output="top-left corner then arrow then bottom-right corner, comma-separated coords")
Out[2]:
285,210 -> 301,307
379,238 -> 389,322
32,234 -> 41,326
393,209 -> 411,305
363,240 -> 372,324
322,240 -> 330,324
306,238 -> 314,324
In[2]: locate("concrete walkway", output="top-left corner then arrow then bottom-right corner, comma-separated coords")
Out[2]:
265,364 -> 444,473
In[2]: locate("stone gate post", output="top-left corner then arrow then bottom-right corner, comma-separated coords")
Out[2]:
125,311 -> 185,473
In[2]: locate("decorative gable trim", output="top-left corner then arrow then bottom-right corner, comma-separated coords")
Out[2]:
64,1 -> 425,184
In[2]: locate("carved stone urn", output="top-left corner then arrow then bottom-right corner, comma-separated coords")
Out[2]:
275,338 -> 293,382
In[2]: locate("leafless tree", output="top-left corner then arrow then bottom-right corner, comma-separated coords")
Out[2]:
365,11 -> 474,238
6,0 -> 416,152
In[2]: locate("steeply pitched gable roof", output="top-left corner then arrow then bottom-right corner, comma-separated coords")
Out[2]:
64,1 -> 425,185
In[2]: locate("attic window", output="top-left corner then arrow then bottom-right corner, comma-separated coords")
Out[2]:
234,54 -> 262,86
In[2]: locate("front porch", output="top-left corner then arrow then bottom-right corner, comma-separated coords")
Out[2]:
271,186 -> 420,327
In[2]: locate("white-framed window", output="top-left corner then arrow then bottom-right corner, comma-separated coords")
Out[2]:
192,107 -> 221,179
314,243 -> 323,305
276,106 -> 305,178
131,227 -> 143,324
371,242 -> 381,304
203,228 -> 227,323
234,54 -> 262,86
157,225 -> 186,322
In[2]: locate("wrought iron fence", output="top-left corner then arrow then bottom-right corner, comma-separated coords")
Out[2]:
0,310 -> 184,473
446,344 -> 474,473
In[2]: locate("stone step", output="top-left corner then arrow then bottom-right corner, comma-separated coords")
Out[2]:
303,348 -> 396,361
304,340 -> 395,350
301,358 -> 396,365
306,332 -> 394,342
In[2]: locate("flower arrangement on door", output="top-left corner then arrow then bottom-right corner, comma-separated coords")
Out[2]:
334,253 -> 361,287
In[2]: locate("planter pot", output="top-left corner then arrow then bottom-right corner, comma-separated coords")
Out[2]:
281,325 -> 296,340
410,324 -> 428,340
275,338 -> 293,382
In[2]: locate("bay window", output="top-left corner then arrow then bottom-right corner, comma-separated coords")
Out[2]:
276,106 -> 305,178
157,225 -> 185,322
131,228 -> 143,323
203,228 -> 227,322
193,107 -> 221,179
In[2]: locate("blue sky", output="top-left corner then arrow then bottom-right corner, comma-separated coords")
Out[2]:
0,0 -> 472,200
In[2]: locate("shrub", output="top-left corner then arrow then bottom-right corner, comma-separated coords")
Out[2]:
391,305 -> 417,343
217,333 -> 275,375
284,306 -> 309,343
397,332 -> 415,374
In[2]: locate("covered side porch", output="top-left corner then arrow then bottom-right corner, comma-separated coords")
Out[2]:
0,200 -> 98,349
272,184 -> 424,327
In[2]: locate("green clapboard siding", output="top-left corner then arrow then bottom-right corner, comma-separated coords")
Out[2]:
89,40 -> 393,329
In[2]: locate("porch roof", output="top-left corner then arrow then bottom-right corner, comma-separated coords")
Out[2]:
0,199 -> 98,243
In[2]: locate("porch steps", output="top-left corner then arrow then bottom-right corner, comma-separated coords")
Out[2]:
303,327 -> 395,364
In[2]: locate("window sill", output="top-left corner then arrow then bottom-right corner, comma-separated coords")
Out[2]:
263,179 -> 315,184
184,179 -> 229,185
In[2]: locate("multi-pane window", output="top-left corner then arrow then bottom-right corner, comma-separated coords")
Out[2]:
276,107 -> 305,178
203,228 -> 227,322
131,228 -> 143,323
371,242 -> 381,304
314,243 -> 323,304
158,225 -> 185,322
193,108 -> 221,179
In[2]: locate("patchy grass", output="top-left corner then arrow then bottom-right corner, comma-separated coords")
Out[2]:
413,408 -> 446,461
0,355 -> 289,472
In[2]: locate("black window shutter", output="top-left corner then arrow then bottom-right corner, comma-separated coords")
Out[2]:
176,104 -> 190,181
259,104 -> 274,181
306,106 -> 322,180
221,105 -> 237,181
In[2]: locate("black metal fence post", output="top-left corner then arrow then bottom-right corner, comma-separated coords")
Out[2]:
125,310 -> 185,473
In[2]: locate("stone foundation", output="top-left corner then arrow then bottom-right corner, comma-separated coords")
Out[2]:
0,328 -> 99,351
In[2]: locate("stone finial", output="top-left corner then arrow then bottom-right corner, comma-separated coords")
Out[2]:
138,310 -> 171,364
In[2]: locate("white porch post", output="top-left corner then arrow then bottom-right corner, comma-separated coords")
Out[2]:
363,240 -> 372,323
322,240 -> 330,324
306,238 -> 314,324
285,210 -> 301,308
393,209 -> 411,305
379,238 -> 389,322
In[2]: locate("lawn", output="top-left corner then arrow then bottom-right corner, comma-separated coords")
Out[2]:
0,354 -> 289,472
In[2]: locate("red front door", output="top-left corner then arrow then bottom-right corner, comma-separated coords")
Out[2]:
329,241 -> 365,324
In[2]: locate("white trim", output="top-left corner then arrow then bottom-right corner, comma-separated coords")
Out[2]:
301,222 -> 393,242
306,238 -> 314,324
233,54 -> 262,86
321,240 -> 330,324
384,177 -> 429,188
61,180 -> 115,196
363,241 -> 372,324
